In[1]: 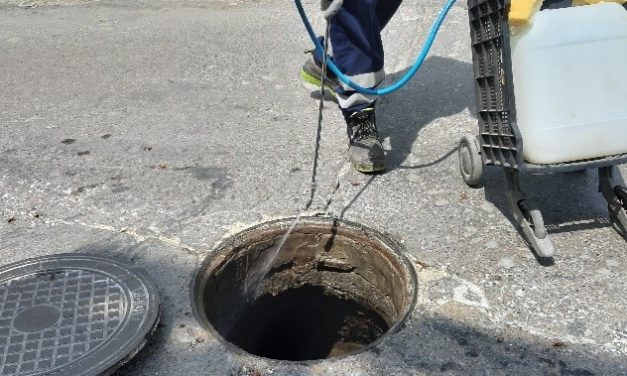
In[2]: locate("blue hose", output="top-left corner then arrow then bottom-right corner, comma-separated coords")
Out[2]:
294,0 -> 458,95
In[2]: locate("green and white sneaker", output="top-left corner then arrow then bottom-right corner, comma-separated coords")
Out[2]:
300,54 -> 339,99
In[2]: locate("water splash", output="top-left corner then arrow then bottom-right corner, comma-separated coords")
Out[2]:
243,212 -> 303,301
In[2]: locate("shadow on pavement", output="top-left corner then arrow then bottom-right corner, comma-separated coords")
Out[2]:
367,314 -> 624,375
68,237 -> 207,376
481,167 -> 617,241
377,55 -> 620,245
377,55 -> 476,171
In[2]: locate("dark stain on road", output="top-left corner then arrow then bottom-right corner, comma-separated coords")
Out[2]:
173,166 -> 229,182
172,166 -> 233,217
111,185 -> 130,193
74,183 -> 102,194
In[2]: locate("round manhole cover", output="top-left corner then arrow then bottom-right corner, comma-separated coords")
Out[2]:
192,217 -> 417,362
0,254 -> 160,376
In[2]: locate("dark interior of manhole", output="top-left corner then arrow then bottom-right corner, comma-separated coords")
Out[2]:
192,218 -> 416,362
227,285 -> 389,360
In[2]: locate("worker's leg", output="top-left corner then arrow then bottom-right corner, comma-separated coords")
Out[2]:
326,0 -> 402,172
329,0 -> 403,115
300,0 -> 403,173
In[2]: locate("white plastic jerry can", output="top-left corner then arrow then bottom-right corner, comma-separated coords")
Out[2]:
510,3 -> 627,165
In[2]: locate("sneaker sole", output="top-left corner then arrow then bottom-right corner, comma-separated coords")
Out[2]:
300,69 -> 337,98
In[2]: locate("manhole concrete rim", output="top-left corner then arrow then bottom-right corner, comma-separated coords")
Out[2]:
191,216 -> 418,364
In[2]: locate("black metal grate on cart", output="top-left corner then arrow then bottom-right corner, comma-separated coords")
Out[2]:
467,0 -> 521,169
460,0 -> 627,258
0,254 -> 160,376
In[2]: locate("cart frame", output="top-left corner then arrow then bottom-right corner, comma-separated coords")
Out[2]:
458,0 -> 627,257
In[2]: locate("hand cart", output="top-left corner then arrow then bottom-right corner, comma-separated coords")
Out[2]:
458,0 -> 627,258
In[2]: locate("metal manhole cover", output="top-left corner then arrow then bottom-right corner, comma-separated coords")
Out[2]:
0,254 -> 160,376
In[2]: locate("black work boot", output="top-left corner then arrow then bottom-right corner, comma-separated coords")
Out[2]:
346,107 -> 386,173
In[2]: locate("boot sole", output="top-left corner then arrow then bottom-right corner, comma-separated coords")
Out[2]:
300,69 -> 337,99
351,161 -> 386,174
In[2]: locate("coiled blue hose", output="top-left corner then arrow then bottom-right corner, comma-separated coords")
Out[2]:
294,0 -> 458,95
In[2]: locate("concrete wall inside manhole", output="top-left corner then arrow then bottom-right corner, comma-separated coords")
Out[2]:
192,217 -> 417,362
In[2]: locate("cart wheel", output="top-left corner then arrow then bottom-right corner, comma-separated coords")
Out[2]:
616,186 -> 627,208
458,135 -> 483,187
609,206 -> 626,239
520,200 -> 548,239
609,186 -> 627,239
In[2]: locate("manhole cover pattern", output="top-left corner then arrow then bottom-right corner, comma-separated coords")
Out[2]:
0,254 -> 160,376
0,270 -> 126,375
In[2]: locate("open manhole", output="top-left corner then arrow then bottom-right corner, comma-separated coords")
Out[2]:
192,217 -> 417,362
0,254 -> 160,376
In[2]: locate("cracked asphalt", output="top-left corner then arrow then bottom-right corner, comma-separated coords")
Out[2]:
1,0 -> 626,375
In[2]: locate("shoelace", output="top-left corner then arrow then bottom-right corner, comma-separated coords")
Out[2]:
350,112 -> 378,142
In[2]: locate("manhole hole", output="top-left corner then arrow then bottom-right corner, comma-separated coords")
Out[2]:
192,217 -> 417,362
0,254 -> 160,376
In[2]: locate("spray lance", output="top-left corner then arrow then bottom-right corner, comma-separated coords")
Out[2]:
295,0 -> 459,209
295,0 -> 459,233
245,0 -> 459,297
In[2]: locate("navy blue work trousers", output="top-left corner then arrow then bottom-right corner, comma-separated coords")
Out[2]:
317,0 -> 403,115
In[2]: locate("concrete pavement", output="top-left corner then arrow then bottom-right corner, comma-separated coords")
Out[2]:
1,0 -> 626,374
